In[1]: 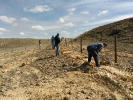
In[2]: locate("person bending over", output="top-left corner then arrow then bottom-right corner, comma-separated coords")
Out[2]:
87,42 -> 107,67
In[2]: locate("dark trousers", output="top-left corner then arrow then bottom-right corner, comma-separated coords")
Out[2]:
87,46 -> 100,67
55,44 -> 60,56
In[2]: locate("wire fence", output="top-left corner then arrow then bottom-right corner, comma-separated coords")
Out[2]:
0,36 -> 132,67
61,34 -> 133,67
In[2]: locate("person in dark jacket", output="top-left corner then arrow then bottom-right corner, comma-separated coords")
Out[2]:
54,33 -> 61,56
39,39 -> 41,49
87,42 -> 107,67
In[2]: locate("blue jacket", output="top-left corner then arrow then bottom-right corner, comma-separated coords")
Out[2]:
51,37 -> 55,42
87,42 -> 103,55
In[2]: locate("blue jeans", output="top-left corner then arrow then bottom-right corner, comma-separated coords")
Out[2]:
87,46 -> 100,67
52,42 -> 55,49
55,44 -> 60,56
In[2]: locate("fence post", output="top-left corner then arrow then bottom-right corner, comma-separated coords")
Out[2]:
71,39 -> 73,49
12,48 -> 13,53
114,35 -> 117,63
109,29 -> 120,63
65,38 -> 67,47
80,38 -> 82,53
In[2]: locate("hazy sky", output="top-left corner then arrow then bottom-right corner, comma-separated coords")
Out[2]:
0,0 -> 133,39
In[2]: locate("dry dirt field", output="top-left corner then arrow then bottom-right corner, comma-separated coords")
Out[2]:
0,42 -> 133,100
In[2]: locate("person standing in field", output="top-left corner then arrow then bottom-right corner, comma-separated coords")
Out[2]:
39,39 -> 41,49
54,33 -> 61,56
51,35 -> 55,49
87,42 -> 107,67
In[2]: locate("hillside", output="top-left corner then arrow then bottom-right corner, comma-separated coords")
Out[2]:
0,38 -> 50,54
74,17 -> 133,52
0,38 -> 50,48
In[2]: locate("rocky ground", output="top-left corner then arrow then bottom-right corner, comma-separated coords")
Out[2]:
0,45 -> 133,100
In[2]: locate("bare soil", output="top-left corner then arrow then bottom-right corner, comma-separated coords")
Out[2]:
0,45 -> 133,100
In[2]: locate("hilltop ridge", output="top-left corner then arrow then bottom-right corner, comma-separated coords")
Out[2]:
76,17 -> 133,41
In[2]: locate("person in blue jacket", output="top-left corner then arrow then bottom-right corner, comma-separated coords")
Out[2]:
87,42 -> 107,67
51,35 -> 55,49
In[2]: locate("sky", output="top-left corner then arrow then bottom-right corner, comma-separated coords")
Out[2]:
0,0 -> 133,39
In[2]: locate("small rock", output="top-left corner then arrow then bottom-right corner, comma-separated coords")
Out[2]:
67,91 -> 72,95
129,88 -> 133,91
63,97 -> 69,100
20,63 -> 25,67
35,83 -> 40,86
62,64 -> 67,67
0,65 -> 3,68
81,90 -> 86,94
73,63 -> 78,67
85,97 -> 89,99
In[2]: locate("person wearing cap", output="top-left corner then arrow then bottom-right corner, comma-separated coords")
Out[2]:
87,42 -> 107,67
54,33 -> 61,56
